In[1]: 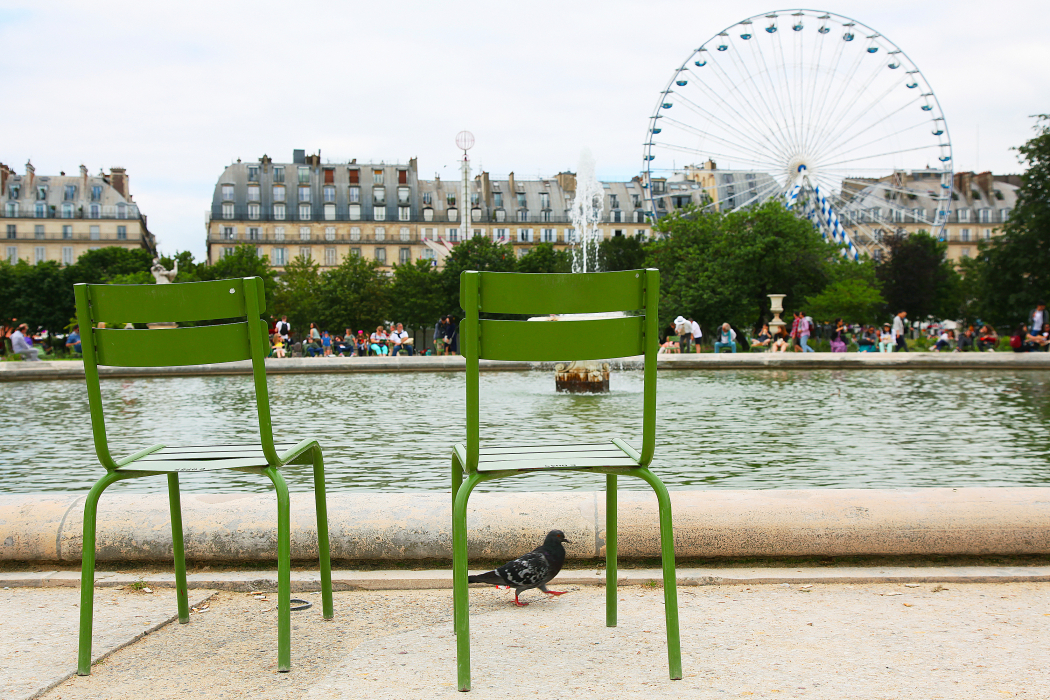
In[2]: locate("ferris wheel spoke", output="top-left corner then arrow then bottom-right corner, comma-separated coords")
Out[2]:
812,79 -> 923,162
705,50 -> 798,159
818,143 -> 943,170
813,94 -> 929,164
814,55 -> 898,155
657,110 -> 787,166
746,36 -> 800,156
727,44 -> 799,157
803,33 -> 853,158
726,177 -> 785,213
651,142 -> 784,172
808,50 -> 876,158
815,122 -> 939,173
661,93 -> 786,160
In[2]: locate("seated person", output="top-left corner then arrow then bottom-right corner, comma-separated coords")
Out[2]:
10,323 -> 40,361
932,329 -> 955,352
356,330 -> 369,355
370,326 -> 390,356
713,323 -> 737,353
958,327 -> 975,352
751,324 -> 771,349
977,325 -> 999,352
332,336 -> 351,356
658,335 -> 680,353
304,336 -> 323,357
392,323 -> 413,356
1024,324 -> 1046,352
830,319 -> 848,353
65,326 -> 82,355
857,326 -> 877,351
770,328 -> 789,352
878,324 -> 894,353
271,333 -> 286,358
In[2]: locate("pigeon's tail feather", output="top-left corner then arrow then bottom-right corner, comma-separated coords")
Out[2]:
467,571 -> 505,586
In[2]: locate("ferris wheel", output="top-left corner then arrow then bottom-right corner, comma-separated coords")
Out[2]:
643,9 -> 953,259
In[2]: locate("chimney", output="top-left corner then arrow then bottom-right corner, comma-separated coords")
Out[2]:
556,171 -> 576,193
0,162 -> 10,194
479,171 -> 492,204
109,167 -> 129,199
953,171 -> 974,200
976,171 -> 993,196
25,160 -> 35,190
508,171 -> 516,194
80,164 -> 88,199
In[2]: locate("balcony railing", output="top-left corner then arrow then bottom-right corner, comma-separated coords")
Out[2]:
3,233 -> 141,243
208,205 -> 646,226
207,233 -> 424,244
0,204 -> 142,220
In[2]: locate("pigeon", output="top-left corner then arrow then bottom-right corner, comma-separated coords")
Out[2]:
467,530 -> 571,606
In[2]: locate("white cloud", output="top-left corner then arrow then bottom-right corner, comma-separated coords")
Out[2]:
1,0 -> 1046,257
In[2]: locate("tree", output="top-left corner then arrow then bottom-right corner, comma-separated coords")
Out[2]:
315,253 -> 391,333
515,242 -> 572,274
598,233 -> 648,272
876,231 -> 961,320
197,245 -> 279,312
960,115 -> 1050,325
645,200 -> 841,333
271,255 -> 322,333
390,258 -> 444,332
65,247 -> 153,285
438,237 -> 516,315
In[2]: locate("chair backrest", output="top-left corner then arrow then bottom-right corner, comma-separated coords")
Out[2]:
73,277 -> 277,471
459,269 -> 659,471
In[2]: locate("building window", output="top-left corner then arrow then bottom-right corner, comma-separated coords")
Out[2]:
375,227 -> 386,241
349,204 -> 361,221
892,208 -> 904,223
6,246 -> 16,263
447,192 -> 457,206
299,226 -> 311,241
448,208 -> 458,221
397,187 -> 410,205
64,185 -> 76,201
373,169 -> 384,185
248,203 -> 260,220
422,191 -> 432,205
979,208 -> 991,223
248,165 -> 259,182
324,204 -> 336,221
960,228 -> 971,242
116,203 -> 127,219
274,226 -> 285,241
62,225 -> 72,239
90,225 -> 100,240
34,246 -> 45,263
323,168 -> 334,185
222,226 -> 235,240
89,204 -> 100,219
374,247 -> 386,263
350,247 -> 361,257
564,228 -> 576,243
91,186 -> 102,202
958,208 -> 971,223
299,246 -> 312,260
272,247 -> 287,265
324,247 -> 336,266
423,208 -> 434,221
273,203 -> 286,220
273,166 -> 284,183
517,228 -> 533,242
636,228 -> 646,237
117,225 -> 127,240
374,187 -> 386,205
517,209 -> 528,222
494,228 -> 508,241
222,203 -> 234,219
541,210 -> 552,222
34,225 -> 44,239
273,186 -> 285,201
911,207 -> 924,222
516,193 -> 526,208
399,227 -> 410,241
349,186 -> 360,203
1000,208 -> 1011,222
298,186 -> 310,202
422,248 -> 436,262
608,194 -> 617,209
298,167 -> 310,184
35,203 -> 46,218
7,184 -> 19,199
62,203 -> 73,218
221,184 -> 234,201
541,228 -> 555,242
323,185 -> 335,203
961,247 -> 971,258
248,226 -> 260,241
247,186 -> 260,202
634,210 -> 646,223
62,246 -> 73,265
298,204 -> 311,220
539,192 -> 550,209
399,247 -> 411,264
374,206 -> 387,221
399,206 -> 410,221
5,224 -> 14,239
348,169 -> 359,184
447,228 -> 460,242
984,228 -> 992,240
493,192 -> 503,208
495,209 -> 506,222
398,170 -> 408,185
349,226 -> 361,241
322,226 -> 334,241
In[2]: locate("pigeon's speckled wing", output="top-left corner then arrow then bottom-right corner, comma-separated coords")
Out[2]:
495,551 -> 551,588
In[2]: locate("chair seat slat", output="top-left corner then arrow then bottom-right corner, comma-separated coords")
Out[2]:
118,457 -> 271,472
480,443 -> 626,456
94,323 -> 255,367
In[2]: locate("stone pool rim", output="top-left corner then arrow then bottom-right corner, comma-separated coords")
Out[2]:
1,352 -> 1049,381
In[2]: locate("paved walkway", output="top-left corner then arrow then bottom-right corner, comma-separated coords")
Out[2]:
10,568 -> 1049,699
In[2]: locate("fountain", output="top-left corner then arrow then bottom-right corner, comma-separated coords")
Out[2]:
553,150 -> 611,393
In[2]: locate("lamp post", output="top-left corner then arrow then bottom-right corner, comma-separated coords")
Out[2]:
456,131 -> 474,243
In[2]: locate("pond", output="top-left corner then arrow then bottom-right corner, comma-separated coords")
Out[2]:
2,369 -> 1049,494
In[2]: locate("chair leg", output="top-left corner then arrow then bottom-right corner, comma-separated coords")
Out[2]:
265,467 -> 292,673
606,473 -> 618,628
451,452 -> 464,511
312,450 -> 334,620
452,471 -> 482,693
167,473 -> 189,624
77,471 -> 126,676
634,468 -> 683,681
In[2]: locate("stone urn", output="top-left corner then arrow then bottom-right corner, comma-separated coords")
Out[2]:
768,294 -> 787,336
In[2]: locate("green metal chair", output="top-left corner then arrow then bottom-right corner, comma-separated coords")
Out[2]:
451,269 -> 682,692
73,277 -> 333,676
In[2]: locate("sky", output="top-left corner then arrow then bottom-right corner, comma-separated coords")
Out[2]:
2,0 -> 1047,258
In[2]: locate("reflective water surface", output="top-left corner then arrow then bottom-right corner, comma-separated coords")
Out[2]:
2,369 -> 1049,494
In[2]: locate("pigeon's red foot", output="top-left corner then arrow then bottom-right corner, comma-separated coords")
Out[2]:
545,590 -> 567,596
514,596 -> 529,607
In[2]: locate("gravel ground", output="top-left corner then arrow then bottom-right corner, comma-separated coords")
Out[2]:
43,582 -> 1050,700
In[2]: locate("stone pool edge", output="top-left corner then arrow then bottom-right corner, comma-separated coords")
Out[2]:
2,488 -> 1048,563
2,352 -> 1049,381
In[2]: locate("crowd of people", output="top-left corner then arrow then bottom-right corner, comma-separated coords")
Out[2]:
267,314 -> 464,358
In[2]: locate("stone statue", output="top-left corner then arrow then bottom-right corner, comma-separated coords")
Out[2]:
151,257 -> 178,285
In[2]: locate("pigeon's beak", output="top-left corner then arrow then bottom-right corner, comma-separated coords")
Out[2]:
562,538 -> 571,544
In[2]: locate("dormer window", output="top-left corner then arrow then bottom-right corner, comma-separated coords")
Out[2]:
248,165 -> 259,182
91,186 -> 102,202
540,192 -> 550,209
36,186 -> 47,201
221,185 -> 235,201
516,193 -> 526,207
8,184 -> 19,200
